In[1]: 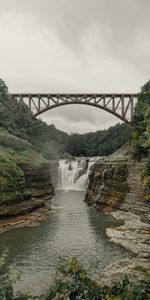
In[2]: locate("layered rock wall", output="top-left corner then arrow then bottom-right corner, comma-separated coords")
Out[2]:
85,155 -> 149,219
85,153 -> 150,256
0,162 -> 54,218
85,156 -> 130,213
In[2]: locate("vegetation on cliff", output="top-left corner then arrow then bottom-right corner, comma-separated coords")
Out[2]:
0,128 -> 50,216
132,80 -> 150,201
132,80 -> 150,160
0,79 -> 68,160
0,79 -> 130,160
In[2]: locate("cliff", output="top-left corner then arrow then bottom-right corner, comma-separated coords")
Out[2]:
85,149 -> 150,256
85,153 -> 130,213
0,129 -> 54,220
85,151 -> 149,220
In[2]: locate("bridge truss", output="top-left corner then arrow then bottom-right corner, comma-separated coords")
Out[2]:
10,93 -> 138,123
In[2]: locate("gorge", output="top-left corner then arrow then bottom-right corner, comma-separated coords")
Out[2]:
0,157 -> 133,295
0,79 -> 150,299
0,154 -> 149,296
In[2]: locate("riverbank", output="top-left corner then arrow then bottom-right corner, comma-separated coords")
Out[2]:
85,150 -> 150,282
0,190 -> 131,295
0,153 -> 149,291
100,210 -> 150,285
0,204 -> 52,234
99,256 -> 150,286
107,211 -> 150,256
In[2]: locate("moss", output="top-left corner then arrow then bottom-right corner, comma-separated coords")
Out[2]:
142,159 -> 150,202
0,128 -> 47,165
102,163 -> 129,201
131,80 -> 150,160
0,129 -> 47,209
114,163 -> 129,198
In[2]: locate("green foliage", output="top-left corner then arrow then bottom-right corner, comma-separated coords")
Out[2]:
132,80 -> 150,160
66,123 -> 130,157
0,79 -> 130,160
0,146 -> 26,205
0,79 -> 68,160
131,80 -> 150,201
0,258 -> 149,300
142,158 -> 150,202
0,128 -> 48,208
114,163 -> 129,197
143,159 -> 150,177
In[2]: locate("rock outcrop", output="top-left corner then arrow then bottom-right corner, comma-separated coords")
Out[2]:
0,162 -> 54,218
118,159 -> 150,223
85,151 -> 150,257
85,155 -> 130,212
0,130 -> 55,225
85,153 -> 149,218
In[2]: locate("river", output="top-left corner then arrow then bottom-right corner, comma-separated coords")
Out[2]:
0,159 -> 132,295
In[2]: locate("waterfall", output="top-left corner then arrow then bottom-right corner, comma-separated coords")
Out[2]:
57,158 -> 96,191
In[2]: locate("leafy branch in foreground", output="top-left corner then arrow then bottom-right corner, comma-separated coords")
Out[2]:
0,257 -> 150,300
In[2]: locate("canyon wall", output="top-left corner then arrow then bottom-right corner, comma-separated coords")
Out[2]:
0,161 -> 54,218
0,130 -> 54,219
85,154 -> 149,222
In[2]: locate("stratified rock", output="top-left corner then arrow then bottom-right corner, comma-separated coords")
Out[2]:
85,150 -> 150,258
85,154 -> 149,220
85,155 -> 130,212
99,258 -> 150,285
0,162 -> 54,218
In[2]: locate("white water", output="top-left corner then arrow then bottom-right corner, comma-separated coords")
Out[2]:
57,158 -> 97,191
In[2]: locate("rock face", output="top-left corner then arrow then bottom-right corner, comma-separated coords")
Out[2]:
107,211 -> 150,255
85,156 -> 130,212
99,258 -> 150,286
85,152 -> 150,256
0,162 -> 54,218
85,155 -> 149,218
119,159 -> 150,223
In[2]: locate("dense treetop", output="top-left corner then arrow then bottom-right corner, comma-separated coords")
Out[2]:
66,123 -> 130,157
0,79 -> 68,159
132,80 -> 150,160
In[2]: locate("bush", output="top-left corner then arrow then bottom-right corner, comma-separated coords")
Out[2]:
1,258 -> 149,300
132,80 -> 150,160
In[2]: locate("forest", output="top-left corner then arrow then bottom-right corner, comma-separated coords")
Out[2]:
0,79 -> 130,159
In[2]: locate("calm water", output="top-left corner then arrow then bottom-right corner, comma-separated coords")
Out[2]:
0,191 -> 132,295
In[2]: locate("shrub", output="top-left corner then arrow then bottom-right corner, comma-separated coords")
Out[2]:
0,257 -> 150,299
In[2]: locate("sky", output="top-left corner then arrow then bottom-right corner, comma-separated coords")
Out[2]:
0,0 -> 150,133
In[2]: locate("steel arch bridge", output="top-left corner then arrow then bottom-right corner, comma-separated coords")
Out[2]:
10,93 -> 138,123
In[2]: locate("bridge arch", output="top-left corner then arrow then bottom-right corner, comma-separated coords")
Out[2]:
10,93 -> 138,123
34,101 -> 128,123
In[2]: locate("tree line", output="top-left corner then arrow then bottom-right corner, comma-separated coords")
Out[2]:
0,79 -> 131,159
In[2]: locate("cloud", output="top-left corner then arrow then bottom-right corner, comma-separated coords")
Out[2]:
39,104 -> 121,134
0,0 -> 149,132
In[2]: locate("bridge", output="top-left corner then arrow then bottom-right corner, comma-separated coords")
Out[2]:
10,93 -> 138,123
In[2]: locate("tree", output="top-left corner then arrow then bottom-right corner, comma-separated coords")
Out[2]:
132,80 -> 150,159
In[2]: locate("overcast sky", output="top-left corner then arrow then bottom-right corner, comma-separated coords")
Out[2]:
0,0 -> 150,133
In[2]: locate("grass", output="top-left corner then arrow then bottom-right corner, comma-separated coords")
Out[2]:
0,129 -> 48,207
